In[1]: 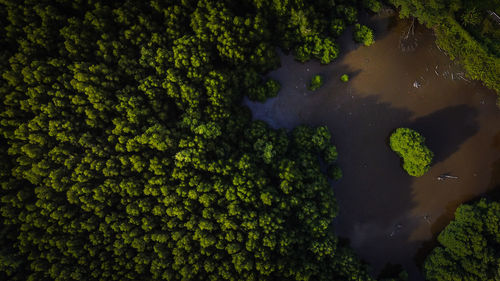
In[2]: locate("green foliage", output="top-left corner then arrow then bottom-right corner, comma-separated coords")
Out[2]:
337,5 -> 358,24
378,263 -> 409,281
0,0 -> 373,280
389,128 -> 434,177
328,165 -> 343,181
424,199 -> 500,281
308,74 -> 324,91
341,74 -> 349,82
363,0 -> 383,13
354,24 -> 375,46
323,145 -> 339,164
330,18 -> 346,38
461,7 -> 482,27
294,35 -> 340,64
248,79 -> 281,102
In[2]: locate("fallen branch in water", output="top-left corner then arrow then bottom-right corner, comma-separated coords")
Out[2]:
405,17 -> 415,39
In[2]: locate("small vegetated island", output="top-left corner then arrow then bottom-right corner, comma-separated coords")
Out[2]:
308,74 -> 324,91
353,24 -> 375,46
389,128 -> 434,177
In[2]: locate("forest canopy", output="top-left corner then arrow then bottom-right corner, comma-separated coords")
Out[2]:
0,0 -> 382,280
3,0 -> 493,281
424,199 -> 500,281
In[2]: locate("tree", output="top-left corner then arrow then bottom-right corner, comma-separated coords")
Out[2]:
330,18 -> 346,38
248,79 -> 281,102
308,74 -> 324,91
424,199 -> 500,281
294,35 -> 340,64
328,165 -> 343,181
363,0 -> 382,13
389,128 -> 433,177
337,5 -> 358,24
354,24 -> 375,46
461,7 -> 481,27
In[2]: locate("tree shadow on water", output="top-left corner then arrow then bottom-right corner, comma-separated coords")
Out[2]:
305,94 -> 429,279
246,52 -> 461,280
406,105 -> 479,164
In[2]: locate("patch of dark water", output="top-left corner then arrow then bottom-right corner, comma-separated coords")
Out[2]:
244,12 -> 500,281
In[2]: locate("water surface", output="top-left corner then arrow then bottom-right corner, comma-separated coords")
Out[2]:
245,14 -> 500,280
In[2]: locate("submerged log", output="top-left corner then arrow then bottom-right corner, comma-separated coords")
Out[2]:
437,174 -> 458,181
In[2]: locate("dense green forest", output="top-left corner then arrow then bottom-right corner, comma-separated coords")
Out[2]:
0,0 -> 389,280
390,0 -> 500,104
424,199 -> 500,281
0,0 -> 498,280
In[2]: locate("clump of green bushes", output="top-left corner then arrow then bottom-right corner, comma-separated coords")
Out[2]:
362,0 -> 382,13
248,79 -> 281,102
389,128 -> 434,177
353,24 -> 375,46
330,18 -> 346,38
308,74 -> 324,91
340,74 -> 349,82
328,165 -> 343,180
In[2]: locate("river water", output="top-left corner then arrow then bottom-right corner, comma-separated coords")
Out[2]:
245,13 -> 500,281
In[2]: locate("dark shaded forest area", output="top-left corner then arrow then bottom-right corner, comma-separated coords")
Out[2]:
0,0 -> 381,280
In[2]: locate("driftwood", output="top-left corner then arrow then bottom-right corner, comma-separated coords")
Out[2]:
399,17 -> 418,52
405,17 -> 415,40
487,10 -> 500,25
437,174 -> 458,181
423,215 -> 431,224
455,72 -> 469,82
389,223 -> 403,237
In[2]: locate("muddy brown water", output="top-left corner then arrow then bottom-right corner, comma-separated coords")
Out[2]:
245,13 -> 500,281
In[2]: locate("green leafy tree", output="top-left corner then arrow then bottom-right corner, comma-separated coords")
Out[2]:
363,0 -> 383,13
248,79 -> 281,102
308,74 -> 324,91
337,5 -> 358,24
424,199 -> 500,281
323,145 -> 338,164
461,7 -> 482,27
294,35 -> 339,64
330,18 -> 346,38
389,128 -> 434,177
354,24 -> 375,46
328,165 -> 343,181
